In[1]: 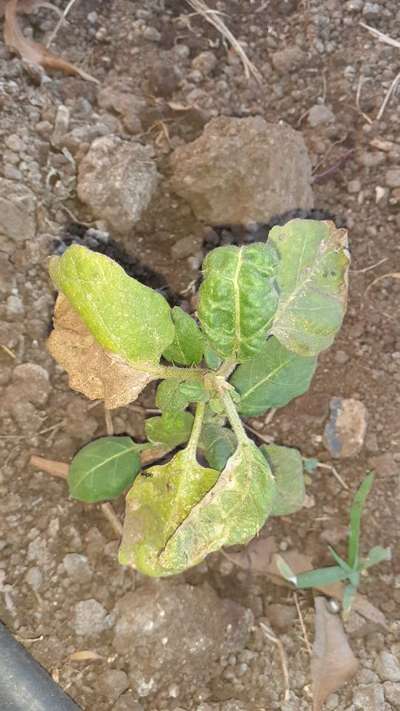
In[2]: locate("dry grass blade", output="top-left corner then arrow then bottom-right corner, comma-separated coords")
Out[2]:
68,650 -> 103,662
46,0 -> 79,48
185,0 -> 262,83
312,597 -> 359,711
366,272 -> 400,295
4,0 -> 99,83
360,23 -> 400,119
260,621 -> 290,702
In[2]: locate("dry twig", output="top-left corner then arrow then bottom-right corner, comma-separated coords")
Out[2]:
185,0 -> 262,83
360,23 -> 400,119
260,621 -> 290,702
294,593 -> 312,655
46,0 -> 79,48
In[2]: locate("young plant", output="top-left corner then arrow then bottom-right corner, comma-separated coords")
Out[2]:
47,219 -> 350,577
277,472 -> 391,615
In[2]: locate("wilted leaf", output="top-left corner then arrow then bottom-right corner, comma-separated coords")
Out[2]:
4,0 -> 99,83
145,411 -> 194,448
160,441 -> 276,572
199,422 -> 237,470
261,444 -> 305,516
163,306 -> 204,365
68,436 -> 142,503
269,220 -> 350,356
119,448 -> 219,576
47,295 -> 155,408
49,245 -> 175,366
311,597 -> 359,711
231,337 -> 317,416
198,243 -> 278,362
68,651 -> 103,662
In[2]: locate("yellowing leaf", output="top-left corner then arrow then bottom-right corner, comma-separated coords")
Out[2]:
49,245 -> 175,366
47,295 -> 154,409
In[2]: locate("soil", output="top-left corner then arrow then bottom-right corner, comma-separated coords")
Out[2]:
0,1 -> 399,710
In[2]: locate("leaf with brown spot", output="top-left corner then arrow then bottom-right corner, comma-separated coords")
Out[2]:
47,295 -> 154,409
4,0 -> 99,83
312,597 -> 359,711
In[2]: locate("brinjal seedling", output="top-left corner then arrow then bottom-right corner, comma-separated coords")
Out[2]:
47,219 -> 351,577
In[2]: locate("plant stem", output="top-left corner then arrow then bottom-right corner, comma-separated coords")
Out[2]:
220,391 -> 248,444
217,358 -> 237,379
151,364 -> 207,382
187,401 -> 206,457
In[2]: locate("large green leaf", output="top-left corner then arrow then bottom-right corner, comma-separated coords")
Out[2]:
231,336 -> 317,416
163,306 -> 204,366
49,245 -> 175,365
198,243 -> 278,362
68,436 -> 142,503
160,440 -> 276,572
145,412 -> 194,448
260,444 -> 305,516
199,422 -> 236,470
268,219 -> 350,356
119,449 -> 219,576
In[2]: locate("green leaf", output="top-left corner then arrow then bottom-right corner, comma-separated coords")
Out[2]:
342,583 -> 357,617
348,472 -> 374,569
303,457 -> 320,473
198,243 -> 278,362
328,546 -> 353,573
203,344 -> 222,369
163,306 -> 204,366
155,380 -> 190,413
361,546 -> 391,570
49,245 -> 175,365
276,556 -> 298,585
160,440 -> 276,572
268,219 -> 350,356
68,436 -> 141,503
179,381 -> 209,403
119,448 -> 219,576
145,412 -> 194,448
260,444 -> 305,516
199,422 -> 237,470
295,565 -> 349,589
231,336 -> 317,416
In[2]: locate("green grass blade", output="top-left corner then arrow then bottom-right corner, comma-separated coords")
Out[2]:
362,546 -> 392,570
328,545 -> 353,573
348,472 -> 374,569
342,583 -> 357,617
295,565 -> 349,589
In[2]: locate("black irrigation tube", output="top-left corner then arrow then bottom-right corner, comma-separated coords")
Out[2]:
0,622 -> 81,711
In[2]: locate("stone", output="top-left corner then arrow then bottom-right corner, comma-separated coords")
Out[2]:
73,599 -> 112,637
113,693 -> 144,711
63,554 -> 92,583
0,177 -> 36,242
77,136 -> 159,234
376,651 -> 400,682
6,294 -> 24,318
10,401 -> 43,434
323,398 -> 368,458
385,169 -> 400,189
52,105 -> 70,147
308,104 -> 335,127
192,51 -> 217,75
97,87 -> 145,134
272,47 -> 307,74
25,567 -> 43,591
383,681 -> 400,705
266,604 -> 297,630
63,398 -> 99,441
368,453 -> 398,478
170,116 -> 313,225
10,363 -> 50,406
98,670 -> 129,702
353,684 -> 385,711
113,581 -> 253,697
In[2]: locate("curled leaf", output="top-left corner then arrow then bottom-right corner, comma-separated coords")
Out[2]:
160,441 -> 276,572
119,448 -> 219,576
198,243 -> 278,362
47,295 -> 154,408
199,422 -> 237,470
4,0 -> 99,83
163,306 -> 204,366
312,597 -> 359,711
269,219 -> 350,356
260,444 -> 305,516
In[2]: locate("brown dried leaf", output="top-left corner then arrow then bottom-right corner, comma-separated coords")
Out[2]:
68,650 -> 103,663
47,295 -> 154,409
223,536 -> 278,573
4,0 -> 99,83
312,597 -> 359,711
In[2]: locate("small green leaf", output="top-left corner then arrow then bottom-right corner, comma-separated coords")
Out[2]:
160,440 -> 276,572
348,472 -> 374,569
198,243 -> 278,362
199,422 -> 237,470
231,336 -> 317,416
276,555 -> 298,585
119,448 -> 219,576
203,344 -> 222,369
179,381 -> 209,403
295,565 -> 349,589
68,436 -> 141,503
269,219 -> 350,356
49,245 -> 175,365
260,444 -> 305,516
145,412 -> 194,448
163,306 -> 204,366
342,583 -> 357,617
328,546 -> 353,573
303,457 -> 320,473
361,546 -> 391,570
155,380 -> 190,413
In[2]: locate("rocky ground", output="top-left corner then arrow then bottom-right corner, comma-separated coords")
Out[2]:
0,0 -> 399,710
